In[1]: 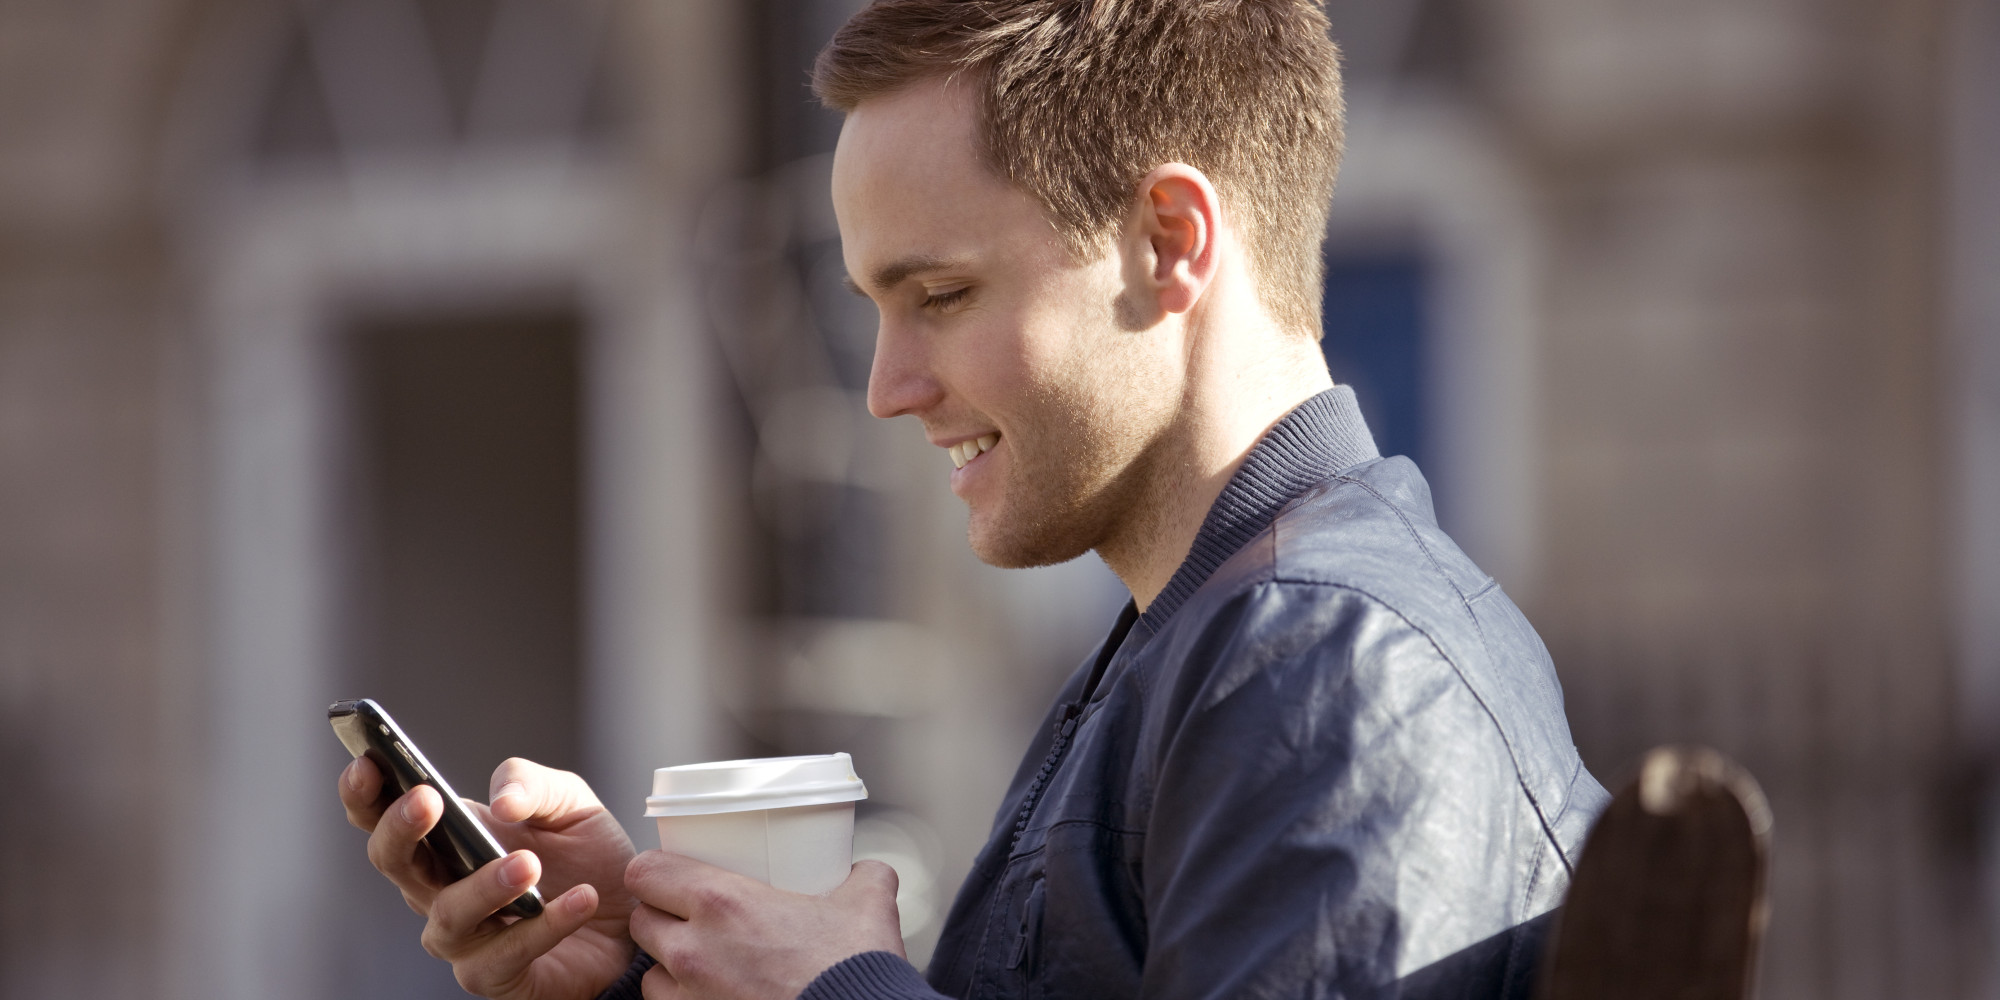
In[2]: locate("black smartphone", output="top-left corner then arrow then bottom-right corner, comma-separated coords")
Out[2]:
329,698 -> 545,919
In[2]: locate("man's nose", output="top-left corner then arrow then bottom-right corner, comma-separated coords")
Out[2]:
866,322 -> 942,420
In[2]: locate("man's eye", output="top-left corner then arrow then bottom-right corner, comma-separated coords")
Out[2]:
923,287 -> 971,311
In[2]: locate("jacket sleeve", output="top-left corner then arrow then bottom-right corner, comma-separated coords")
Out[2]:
798,952 -> 948,1000
593,950 -> 946,1000
1135,581 -> 1543,999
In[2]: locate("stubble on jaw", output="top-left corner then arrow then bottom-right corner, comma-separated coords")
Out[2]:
964,310 -> 1192,574
967,380 -> 1143,570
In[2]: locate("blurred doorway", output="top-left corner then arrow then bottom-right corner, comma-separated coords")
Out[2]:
169,1 -> 741,995
340,309 -> 586,783
327,307 -> 587,998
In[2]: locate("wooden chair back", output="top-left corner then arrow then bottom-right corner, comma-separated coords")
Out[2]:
1538,746 -> 1773,1000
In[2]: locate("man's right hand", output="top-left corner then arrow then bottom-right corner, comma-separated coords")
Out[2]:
339,755 -> 640,1000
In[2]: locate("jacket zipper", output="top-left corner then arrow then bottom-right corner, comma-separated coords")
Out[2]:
1004,707 -> 1077,975
1008,701 -> 1083,853
998,603 -> 1135,981
1006,602 -> 1137,854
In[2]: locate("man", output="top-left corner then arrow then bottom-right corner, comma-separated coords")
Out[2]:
338,2 -> 1608,998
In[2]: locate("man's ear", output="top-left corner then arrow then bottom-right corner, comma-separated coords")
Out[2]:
1134,164 -> 1222,317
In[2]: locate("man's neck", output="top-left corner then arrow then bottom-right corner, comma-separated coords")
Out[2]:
1097,322 -> 1333,612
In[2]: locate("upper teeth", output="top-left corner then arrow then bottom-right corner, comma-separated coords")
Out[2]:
950,434 -> 999,469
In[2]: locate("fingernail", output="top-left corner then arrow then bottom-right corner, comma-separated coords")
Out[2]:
567,888 -> 593,914
496,781 -> 525,807
400,793 -> 422,824
343,762 -> 362,791
501,853 -> 534,887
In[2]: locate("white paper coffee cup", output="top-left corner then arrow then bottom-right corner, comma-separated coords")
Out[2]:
645,753 -> 868,895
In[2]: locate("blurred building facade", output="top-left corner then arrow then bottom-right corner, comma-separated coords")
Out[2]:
0,1 -> 1994,998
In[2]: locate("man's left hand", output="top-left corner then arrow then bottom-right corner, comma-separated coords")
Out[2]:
625,851 -> 907,1000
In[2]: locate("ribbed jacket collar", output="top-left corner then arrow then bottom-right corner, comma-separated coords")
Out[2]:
1139,386 -> 1379,631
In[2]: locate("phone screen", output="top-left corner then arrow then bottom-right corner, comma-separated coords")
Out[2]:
329,698 -> 545,919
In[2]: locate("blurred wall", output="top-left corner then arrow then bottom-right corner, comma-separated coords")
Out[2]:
0,1 -> 185,994
0,0 -> 1993,998
1480,1 -> 1973,996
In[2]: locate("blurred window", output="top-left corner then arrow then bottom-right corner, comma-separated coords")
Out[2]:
252,0 -> 617,167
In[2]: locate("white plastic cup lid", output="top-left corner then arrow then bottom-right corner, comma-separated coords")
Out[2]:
645,752 -> 868,817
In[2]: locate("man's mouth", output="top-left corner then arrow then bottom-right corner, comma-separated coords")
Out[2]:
948,433 -> 1000,469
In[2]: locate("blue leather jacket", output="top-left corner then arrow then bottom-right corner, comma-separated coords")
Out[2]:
610,387 -> 1608,1000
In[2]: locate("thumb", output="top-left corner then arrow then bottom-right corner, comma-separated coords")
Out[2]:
832,860 -> 907,959
842,859 -> 900,901
487,758 -> 602,826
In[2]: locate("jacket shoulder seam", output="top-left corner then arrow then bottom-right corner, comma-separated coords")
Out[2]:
1544,757 -> 1586,879
1245,576 -> 1571,859
1324,473 -> 1491,651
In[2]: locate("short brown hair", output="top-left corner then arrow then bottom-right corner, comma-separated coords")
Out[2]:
814,0 -> 1345,338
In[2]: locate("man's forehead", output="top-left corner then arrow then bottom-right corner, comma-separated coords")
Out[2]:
841,75 -> 978,146
833,81 -> 975,184
831,83 -> 1010,293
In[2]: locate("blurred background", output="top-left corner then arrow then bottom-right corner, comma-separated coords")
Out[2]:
0,0 -> 1995,996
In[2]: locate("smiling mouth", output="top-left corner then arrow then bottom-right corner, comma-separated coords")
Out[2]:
948,434 -> 1000,469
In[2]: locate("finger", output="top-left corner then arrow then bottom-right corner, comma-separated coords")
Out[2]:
628,901 -> 687,953
339,756 -> 388,831
631,907 -> 700,997
640,962 -> 683,1000
450,884 -> 604,998
366,784 -> 447,901
487,757 -> 603,826
425,850 -> 543,951
625,851 -> 758,920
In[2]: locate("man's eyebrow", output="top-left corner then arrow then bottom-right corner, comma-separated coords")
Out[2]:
859,254 -> 971,294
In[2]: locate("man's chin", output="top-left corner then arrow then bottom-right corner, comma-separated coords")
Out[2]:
966,508 -> 1094,570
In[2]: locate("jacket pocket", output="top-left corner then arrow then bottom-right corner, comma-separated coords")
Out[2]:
1007,874 -> 1047,981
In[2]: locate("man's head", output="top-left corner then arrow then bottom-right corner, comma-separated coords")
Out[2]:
815,0 -> 1345,337
822,1 -> 1344,577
